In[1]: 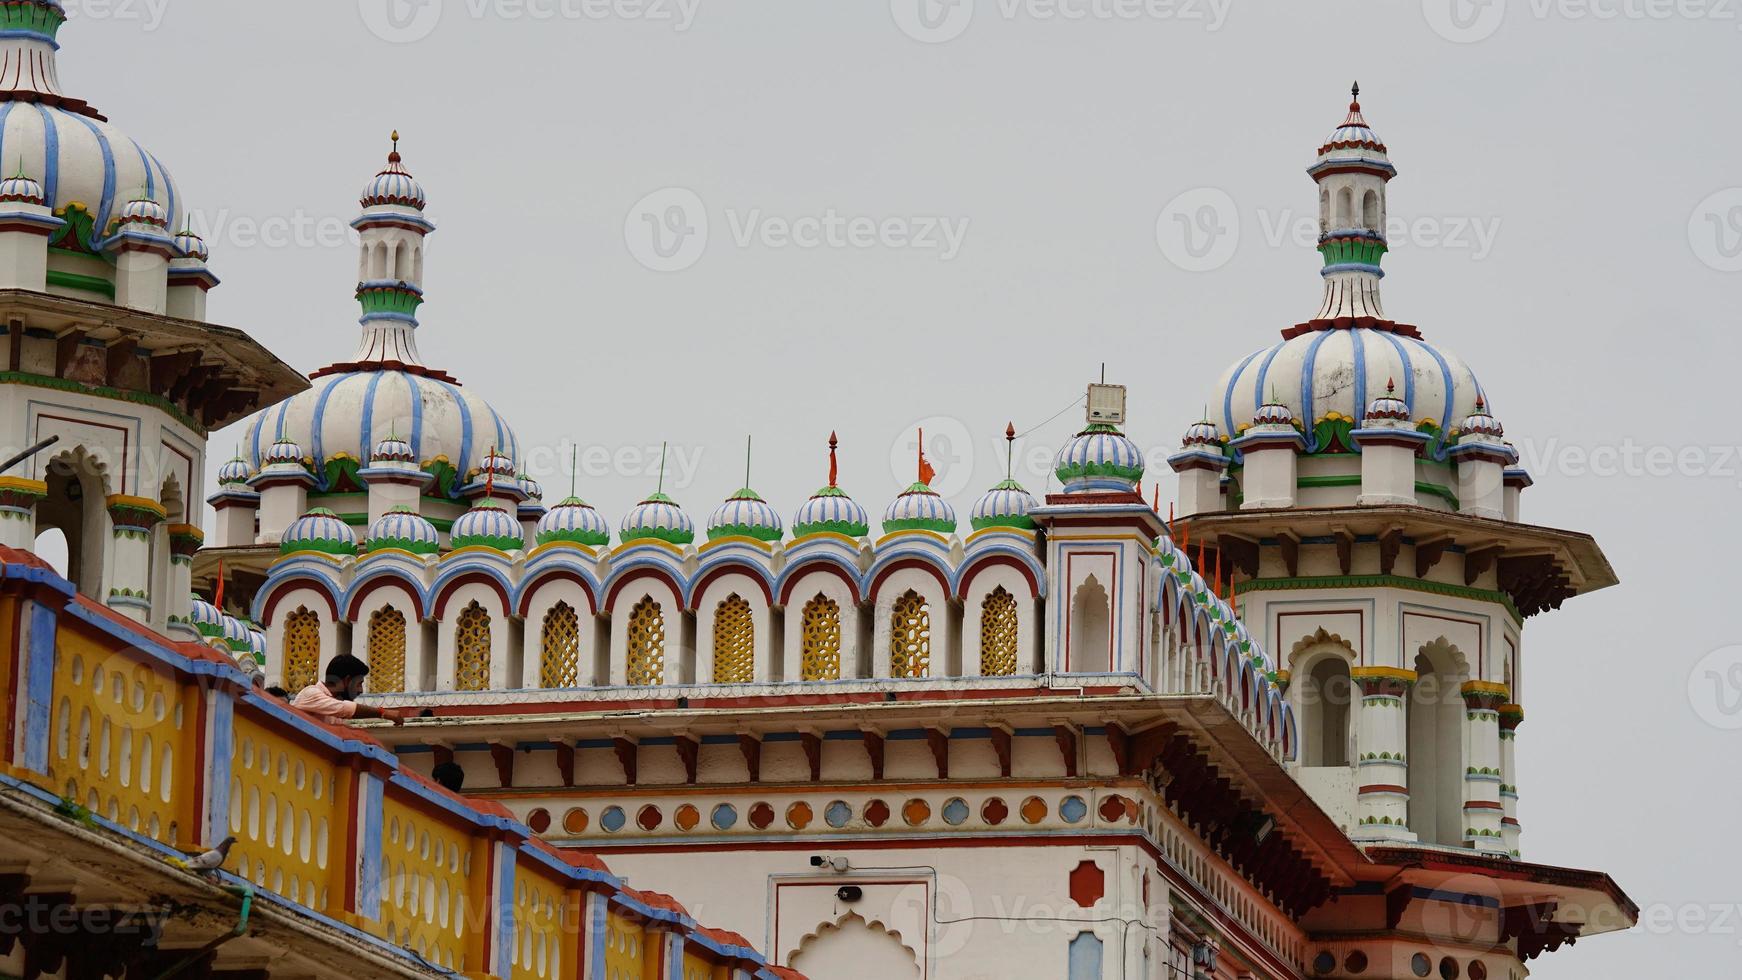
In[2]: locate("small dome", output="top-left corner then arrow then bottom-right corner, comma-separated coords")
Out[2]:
361,140 -> 427,211
262,436 -> 305,467
1252,400 -> 1295,428
474,451 -> 516,481
792,485 -> 870,538
247,628 -> 267,665
0,172 -> 44,206
970,479 -> 1038,531
220,614 -> 252,651
371,435 -> 416,463
1364,379 -> 1412,424
189,593 -> 222,636
216,454 -> 253,487
1181,420 -> 1222,447
1315,86 -> 1393,176
883,482 -> 957,534
367,505 -> 440,555
120,196 -> 169,228
519,472 -> 543,501
1459,398 -> 1504,440
449,501 -> 524,551
708,488 -> 783,542
173,227 -> 209,262
620,493 -> 695,545
1055,424 -> 1145,492
536,496 -> 611,548
280,508 -> 358,556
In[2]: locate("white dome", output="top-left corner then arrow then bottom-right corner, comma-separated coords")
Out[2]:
620,493 -> 695,545
792,486 -> 870,539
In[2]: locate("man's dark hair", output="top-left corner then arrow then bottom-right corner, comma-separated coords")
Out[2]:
265,686 -> 288,699
431,762 -> 465,792
323,654 -> 371,681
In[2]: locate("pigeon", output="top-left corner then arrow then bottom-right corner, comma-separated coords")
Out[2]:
175,836 -> 236,879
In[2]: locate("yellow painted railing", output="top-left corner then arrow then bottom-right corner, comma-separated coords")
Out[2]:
0,552 -> 796,980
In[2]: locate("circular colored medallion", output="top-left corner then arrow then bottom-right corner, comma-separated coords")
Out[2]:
786,802 -> 813,830
824,800 -> 853,828
526,808 -> 551,834
637,805 -> 663,832
749,802 -> 775,830
562,808 -> 589,834
902,799 -> 932,826
1060,796 -> 1088,824
675,804 -> 700,831
1020,796 -> 1048,825
711,804 -> 738,830
864,800 -> 891,828
942,798 -> 969,826
601,806 -> 626,833
982,798 -> 1009,826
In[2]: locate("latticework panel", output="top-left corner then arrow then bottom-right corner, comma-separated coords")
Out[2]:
889,591 -> 931,679
454,601 -> 492,692
980,587 -> 1020,676
283,608 -> 320,694
539,602 -> 581,689
800,595 -> 842,681
378,796 -> 473,973
367,607 -> 407,694
711,595 -> 754,684
626,597 -> 665,686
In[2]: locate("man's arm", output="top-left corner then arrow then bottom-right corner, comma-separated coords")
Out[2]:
349,702 -> 408,725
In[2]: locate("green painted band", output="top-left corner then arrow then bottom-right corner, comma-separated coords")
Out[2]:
1237,574 -> 1523,626
46,269 -> 116,298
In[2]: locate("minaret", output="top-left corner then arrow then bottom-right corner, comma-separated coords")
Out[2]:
351,132 -> 433,366
1309,83 -> 1396,322
0,1 -> 68,97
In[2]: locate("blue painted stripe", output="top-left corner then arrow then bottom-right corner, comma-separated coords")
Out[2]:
31,103 -> 57,210
494,842 -> 516,978
1298,329 -> 1336,453
61,111 -> 116,241
0,103 -> 18,190
405,370 -> 425,460
590,898 -> 608,979
1221,346 -> 1265,437
309,373 -> 351,488
129,138 -> 155,200
205,692 -> 234,845
22,600 -> 57,774
431,378 -> 474,488
1250,340 -> 1286,423
1350,328 -> 1368,450
145,150 -> 177,232
1406,335 -> 1458,458
358,774 -> 385,921
359,371 -> 386,460
1375,329 -> 1416,413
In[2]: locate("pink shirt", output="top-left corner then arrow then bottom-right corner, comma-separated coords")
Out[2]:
290,681 -> 358,720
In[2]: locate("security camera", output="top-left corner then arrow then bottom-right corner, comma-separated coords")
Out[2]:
808,855 -> 850,873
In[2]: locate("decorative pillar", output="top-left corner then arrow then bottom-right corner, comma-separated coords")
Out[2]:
1460,680 -> 1509,854
517,475 -> 545,551
166,228 -> 219,322
0,171 -> 61,291
1350,382 -> 1430,506
249,438 -> 314,544
1447,400 -> 1515,521
1168,421 -> 1228,518
112,197 -> 176,315
164,524 -> 202,638
105,494 -> 166,621
1503,467 -> 1532,524
1351,666 -> 1414,840
206,471 -> 260,550
1499,703 -> 1523,856
1228,401 -> 1305,510
0,476 -> 47,550
359,437 -> 433,534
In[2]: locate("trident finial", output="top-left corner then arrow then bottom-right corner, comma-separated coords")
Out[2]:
1351,81 -> 1360,106
827,431 -> 839,488
1005,422 -> 1016,480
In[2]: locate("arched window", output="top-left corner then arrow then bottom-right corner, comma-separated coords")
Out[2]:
1408,641 -> 1469,847
800,594 -> 842,681
980,587 -> 1020,676
712,594 -> 754,684
1362,189 -> 1380,232
454,601 -> 492,692
1336,186 -> 1354,228
367,607 -> 407,693
540,602 -> 581,688
284,607 -> 321,694
1300,654 -> 1352,767
626,597 -> 665,686
889,591 -> 930,679
1070,575 -> 1111,674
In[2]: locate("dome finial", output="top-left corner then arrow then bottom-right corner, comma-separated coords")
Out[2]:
827,431 -> 839,488
1351,81 -> 1360,110
389,130 -> 401,164
1005,422 -> 1017,479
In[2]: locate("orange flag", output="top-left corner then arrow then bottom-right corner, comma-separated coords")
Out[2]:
213,558 -> 225,611
917,429 -> 937,486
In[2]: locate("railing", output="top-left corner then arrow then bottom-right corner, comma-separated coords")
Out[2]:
0,547 -> 798,980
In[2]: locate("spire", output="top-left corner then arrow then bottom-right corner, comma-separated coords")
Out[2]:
350,133 -> 435,368
827,431 -> 839,488
1308,84 -> 1397,325
1004,422 -> 1016,480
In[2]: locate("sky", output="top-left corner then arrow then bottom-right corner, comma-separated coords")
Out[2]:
52,0 -> 1741,974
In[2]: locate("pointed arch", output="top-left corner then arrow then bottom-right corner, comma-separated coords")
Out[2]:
366,606 -> 407,693
283,607 -> 321,694
889,590 -> 931,679
711,594 -> 754,684
1409,637 -> 1471,847
454,600 -> 492,691
979,587 -> 1020,677
626,597 -> 665,686
799,593 -> 842,681
539,601 -> 581,688
1070,575 -> 1111,674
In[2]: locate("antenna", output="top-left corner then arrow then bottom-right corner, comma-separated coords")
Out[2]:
656,441 -> 668,495
744,435 -> 753,489
569,444 -> 578,498
1004,422 -> 1016,480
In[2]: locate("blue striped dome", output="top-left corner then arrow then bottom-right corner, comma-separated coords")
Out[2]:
216,454 -> 252,487
262,436 -> 304,466
536,496 -> 611,548
247,628 -> 267,665
518,472 -> 543,501
280,508 -> 357,556
0,173 -> 43,205
1055,425 -> 1145,492
792,486 -> 870,539
970,479 -> 1037,531
219,614 -> 251,652
708,488 -> 783,542
361,145 -> 426,211
371,436 -> 415,463
1315,92 -> 1393,177
172,227 -> 208,262
475,451 -> 516,480
1364,379 -> 1412,424
620,493 -> 695,545
883,482 -> 957,534
1458,402 -> 1505,440
367,505 -> 440,555
120,196 -> 167,227
450,501 -> 524,551
1214,327 -> 1485,457
188,593 -> 222,636
1252,401 -> 1295,428
243,369 -> 518,492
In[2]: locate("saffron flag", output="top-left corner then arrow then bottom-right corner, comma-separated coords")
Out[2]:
917,429 -> 937,486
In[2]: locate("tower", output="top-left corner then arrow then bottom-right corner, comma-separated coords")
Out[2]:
352,132 -> 432,366
1311,83 -> 1394,322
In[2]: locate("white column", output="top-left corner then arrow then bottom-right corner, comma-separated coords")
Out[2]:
1461,681 -> 1508,854
1351,666 -> 1414,840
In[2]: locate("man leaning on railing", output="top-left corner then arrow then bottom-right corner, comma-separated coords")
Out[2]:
291,654 -> 410,726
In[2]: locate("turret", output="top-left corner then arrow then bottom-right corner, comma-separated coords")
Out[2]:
352,133 -> 433,366
1309,83 -> 1396,323
249,436 -> 315,543
1229,399 -> 1305,509
0,171 -> 61,289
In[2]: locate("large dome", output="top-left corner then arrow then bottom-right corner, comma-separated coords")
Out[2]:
1213,327 -> 1486,455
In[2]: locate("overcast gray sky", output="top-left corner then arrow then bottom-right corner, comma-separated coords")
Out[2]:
62,0 -> 1739,973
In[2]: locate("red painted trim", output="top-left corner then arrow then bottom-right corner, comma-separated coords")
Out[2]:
691,563 -> 773,610
433,571 -> 512,620
955,553 -> 1039,600
404,683 -> 1140,717
1358,784 -> 1408,795
603,567 -> 684,615
260,580 -> 340,625
776,560 -> 861,606
1462,800 -> 1503,811
515,568 -> 598,617
867,556 -> 950,599
345,575 -> 426,621
1062,550 -> 1117,674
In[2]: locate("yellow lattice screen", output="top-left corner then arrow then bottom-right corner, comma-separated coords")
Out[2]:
368,607 -> 407,693
626,597 -> 665,687
980,587 -> 1020,676
455,601 -> 492,691
711,595 -> 754,684
800,594 -> 842,681
283,607 -> 320,694
540,603 -> 581,689
226,714 -> 344,913
889,591 -> 931,679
